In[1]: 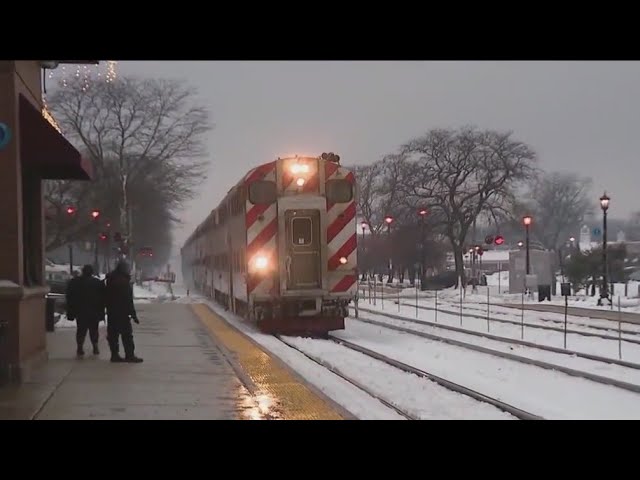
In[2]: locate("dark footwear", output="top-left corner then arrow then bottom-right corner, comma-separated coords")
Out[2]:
110,354 -> 124,363
76,349 -> 84,357
124,356 -> 143,363
92,345 -> 100,355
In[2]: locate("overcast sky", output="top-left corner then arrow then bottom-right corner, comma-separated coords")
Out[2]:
117,61 -> 640,250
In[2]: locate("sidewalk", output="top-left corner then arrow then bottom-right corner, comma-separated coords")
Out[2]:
0,303 -> 254,420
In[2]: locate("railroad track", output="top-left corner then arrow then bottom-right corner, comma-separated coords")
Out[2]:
275,334 -> 541,420
351,308 -> 640,395
389,300 -> 640,346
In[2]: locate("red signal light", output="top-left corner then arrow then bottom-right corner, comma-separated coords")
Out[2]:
66,206 -> 76,215
494,235 -> 505,246
91,209 -> 100,219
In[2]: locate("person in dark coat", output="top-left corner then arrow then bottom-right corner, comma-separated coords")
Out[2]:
66,264 -> 105,356
104,261 -> 143,363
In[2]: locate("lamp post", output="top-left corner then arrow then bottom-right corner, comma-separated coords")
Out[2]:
384,215 -> 393,284
360,221 -> 367,281
523,215 -> 532,275
91,209 -> 100,274
418,208 -> 427,286
598,192 -> 610,306
66,206 -> 76,275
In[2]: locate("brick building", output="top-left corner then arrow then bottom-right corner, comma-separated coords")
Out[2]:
0,61 -> 94,383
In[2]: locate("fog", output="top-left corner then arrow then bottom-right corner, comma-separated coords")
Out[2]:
116,61 -> 640,256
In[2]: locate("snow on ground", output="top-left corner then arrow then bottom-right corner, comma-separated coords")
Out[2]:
359,296 -> 640,362
332,320 -> 640,419
133,284 -> 159,301
421,298 -> 640,335
354,307 -> 640,385
284,335 -> 514,420
365,271 -> 640,313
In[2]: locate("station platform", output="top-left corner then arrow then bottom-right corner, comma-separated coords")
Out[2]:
0,301 -> 346,420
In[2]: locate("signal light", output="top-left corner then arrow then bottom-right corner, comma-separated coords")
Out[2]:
494,235 -> 505,246
66,206 -> 76,215
485,235 -> 494,245
99,233 -> 108,241
384,215 -> 393,224
91,209 -> 100,220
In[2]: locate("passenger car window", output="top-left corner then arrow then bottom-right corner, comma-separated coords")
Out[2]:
326,179 -> 353,203
249,180 -> 277,205
292,217 -> 312,246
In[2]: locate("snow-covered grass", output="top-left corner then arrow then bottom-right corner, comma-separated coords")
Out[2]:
354,307 -> 640,385
283,336 -> 514,420
360,271 -> 640,313
359,294 -> 640,362
332,320 -> 640,419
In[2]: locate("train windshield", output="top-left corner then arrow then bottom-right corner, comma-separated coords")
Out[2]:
249,180 -> 277,204
326,179 -> 353,203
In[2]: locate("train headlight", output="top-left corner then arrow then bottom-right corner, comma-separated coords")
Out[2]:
296,178 -> 305,187
339,256 -> 348,265
291,163 -> 309,175
254,256 -> 269,270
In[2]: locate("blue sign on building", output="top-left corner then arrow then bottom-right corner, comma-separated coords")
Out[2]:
0,123 -> 11,150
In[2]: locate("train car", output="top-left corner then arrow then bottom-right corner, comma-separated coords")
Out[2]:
181,152 -> 357,336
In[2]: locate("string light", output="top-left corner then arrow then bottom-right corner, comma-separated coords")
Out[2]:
49,61 -> 118,89
106,61 -> 117,83
41,96 -> 62,134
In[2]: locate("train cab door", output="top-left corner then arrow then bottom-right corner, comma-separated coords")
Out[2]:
284,209 -> 321,290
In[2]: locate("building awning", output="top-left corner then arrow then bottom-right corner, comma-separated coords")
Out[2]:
19,94 -> 93,180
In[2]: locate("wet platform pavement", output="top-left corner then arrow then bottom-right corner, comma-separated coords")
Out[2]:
0,301 -> 346,420
0,303 -> 257,419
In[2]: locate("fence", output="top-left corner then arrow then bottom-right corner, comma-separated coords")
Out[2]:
357,279 -> 639,361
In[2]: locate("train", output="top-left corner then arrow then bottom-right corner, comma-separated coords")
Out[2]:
180,152 -> 358,336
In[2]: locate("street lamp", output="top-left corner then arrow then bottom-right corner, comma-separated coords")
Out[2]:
418,208 -> 427,286
598,192 -> 611,305
90,209 -> 101,273
360,222 -> 367,281
384,216 -> 394,284
65,206 -> 76,274
523,215 -> 532,275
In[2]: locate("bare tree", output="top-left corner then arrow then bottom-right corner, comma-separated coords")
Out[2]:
47,76 -> 212,254
397,127 -> 537,287
507,171 -> 594,250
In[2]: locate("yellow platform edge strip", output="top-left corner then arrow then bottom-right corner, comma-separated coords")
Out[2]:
191,303 -> 344,420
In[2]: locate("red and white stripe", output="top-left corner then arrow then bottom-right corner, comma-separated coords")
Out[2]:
325,161 -> 357,294
245,161 -> 278,296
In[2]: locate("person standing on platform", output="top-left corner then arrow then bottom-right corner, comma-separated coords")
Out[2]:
66,264 -> 105,357
104,261 -> 143,363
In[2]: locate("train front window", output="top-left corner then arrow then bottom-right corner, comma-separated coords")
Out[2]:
326,179 -> 353,203
249,180 -> 277,205
291,217 -> 312,246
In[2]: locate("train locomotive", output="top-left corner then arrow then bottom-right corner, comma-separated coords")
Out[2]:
180,153 -> 358,336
